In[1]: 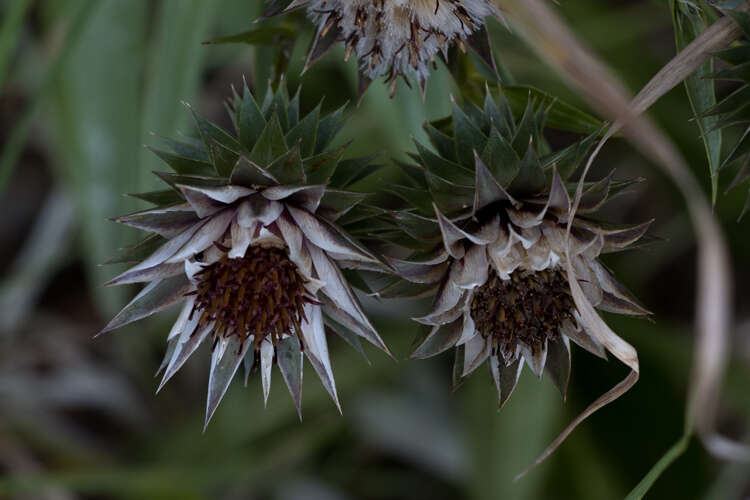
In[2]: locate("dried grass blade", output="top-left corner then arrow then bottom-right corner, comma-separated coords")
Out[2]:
631,8 -> 745,118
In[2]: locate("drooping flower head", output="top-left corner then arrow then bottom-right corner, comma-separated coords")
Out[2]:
102,81 -> 390,424
381,89 -> 652,407
265,0 -> 499,96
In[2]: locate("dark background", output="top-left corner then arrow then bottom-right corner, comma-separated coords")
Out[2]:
1,0 -> 749,498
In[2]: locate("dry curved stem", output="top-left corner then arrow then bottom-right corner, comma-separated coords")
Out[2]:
631,2 -> 748,117
495,0 -> 750,479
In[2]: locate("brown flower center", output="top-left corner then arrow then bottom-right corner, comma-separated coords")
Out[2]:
189,246 -> 315,351
470,268 -> 574,360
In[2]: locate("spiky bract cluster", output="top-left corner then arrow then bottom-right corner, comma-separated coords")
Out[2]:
103,81 -> 389,424
380,88 -> 652,407
264,0 -> 498,96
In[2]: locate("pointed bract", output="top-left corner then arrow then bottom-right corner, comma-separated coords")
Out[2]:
103,83 -> 389,424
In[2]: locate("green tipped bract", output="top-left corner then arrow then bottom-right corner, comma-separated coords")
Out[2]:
103,81 -> 390,426
380,88 -> 652,407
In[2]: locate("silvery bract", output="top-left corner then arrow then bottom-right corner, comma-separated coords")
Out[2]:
265,0 -> 499,96
101,81 -> 389,425
382,89 -> 652,407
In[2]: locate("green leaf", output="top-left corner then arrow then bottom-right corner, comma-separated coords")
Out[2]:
504,85 -> 603,135
330,154 -> 380,188
317,190 -> 370,221
727,10 -> 750,38
481,127 -> 522,188
0,0 -> 32,90
511,98 -> 539,157
287,86 -> 301,128
713,45 -> 750,66
265,79 -> 290,130
483,91 -> 504,134
701,85 -> 750,118
189,106 -> 246,169
723,125 -> 750,169
389,185 -> 434,215
208,139 -> 241,178
189,108 -> 244,154
237,80 -> 267,152
414,140 -> 475,186
314,103 -> 347,154
542,131 -> 598,180
148,147 -> 216,176
424,122 -> 458,162
248,113 -> 288,167
452,97 -> 488,167
285,103 -> 321,158
303,145 -> 347,185
509,143 -> 545,197
707,61 -> 750,82
154,135 -> 209,162
740,186 -> 750,221
264,143 -> 305,184
425,171 -> 475,215
201,25 -> 296,46
126,189 -> 184,206
154,172 -> 226,190
672,0 -> 722,204
391,211 -> 441,242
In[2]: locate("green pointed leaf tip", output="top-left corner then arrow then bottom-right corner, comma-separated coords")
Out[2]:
147,85 -> 352,187
503,85 -> 603,135
703,10 -> 750,211
202,26 -> 297,46
672,0 -> 722,205
405,89 -> 587,209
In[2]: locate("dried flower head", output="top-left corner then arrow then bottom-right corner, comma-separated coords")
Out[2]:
267,0 -> 499,96
101,81 -> 390,425
381,89 -> 652,407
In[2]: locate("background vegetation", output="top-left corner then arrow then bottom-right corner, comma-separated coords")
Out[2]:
1,0 -> 749,498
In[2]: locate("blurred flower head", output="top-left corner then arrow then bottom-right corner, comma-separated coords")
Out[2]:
381,90 -> 652,406
271,0 -> 498,96
102,81 -> 390,425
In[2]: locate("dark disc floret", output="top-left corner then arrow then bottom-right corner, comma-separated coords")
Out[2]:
189,245 -> 317,352
470,268 -> 576,362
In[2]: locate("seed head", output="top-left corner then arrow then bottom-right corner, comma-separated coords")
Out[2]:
383,88 -> 652,408
302,0 -> 498,95
191,246 -> 316,352
471,268 -> 574,364
102,82 -> 390,424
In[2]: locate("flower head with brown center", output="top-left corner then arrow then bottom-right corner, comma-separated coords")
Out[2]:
101,81 -> 390,425
190,246 -> 316,350
266,0 -> 499,96
380,88 -> 653,407
470,268 -> 575,367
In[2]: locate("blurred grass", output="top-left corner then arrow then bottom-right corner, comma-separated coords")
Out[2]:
0,0 -> 96,193
0,0 -> 31,88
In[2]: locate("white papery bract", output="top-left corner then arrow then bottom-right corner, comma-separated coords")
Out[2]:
268,0 -> 499,96
382,89 -> 652,407
101,82 -> 389,426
